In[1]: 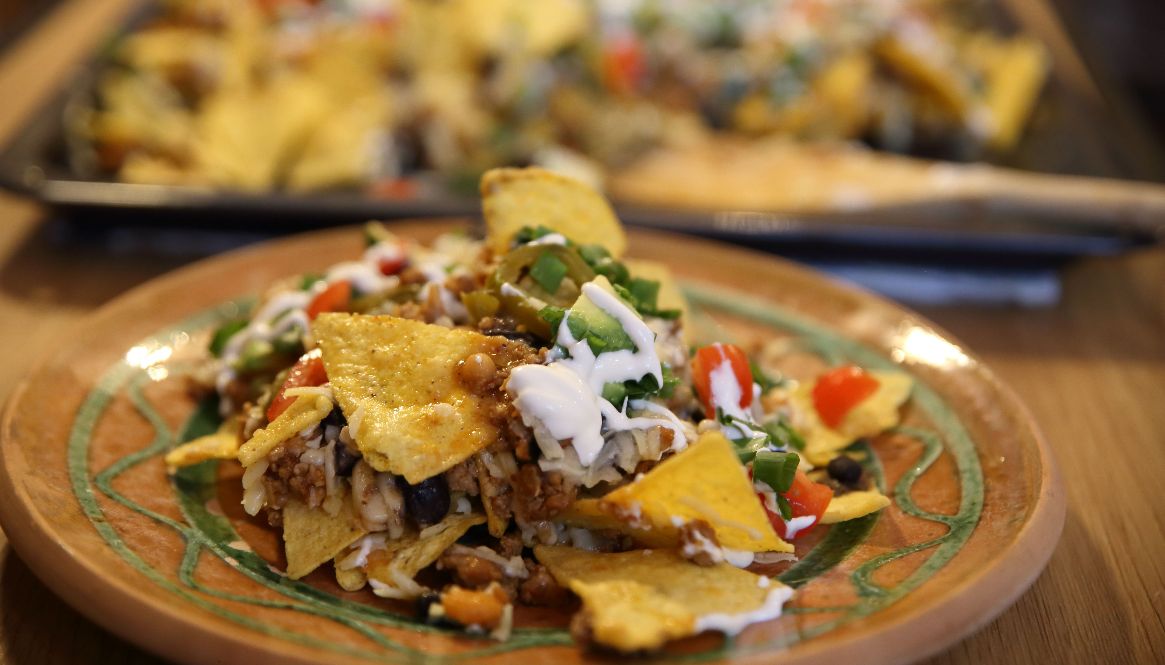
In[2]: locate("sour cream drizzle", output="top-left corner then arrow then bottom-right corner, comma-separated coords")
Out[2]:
694,584 -> 794,635
508,281 -> 688,466
215,240 -> 404,409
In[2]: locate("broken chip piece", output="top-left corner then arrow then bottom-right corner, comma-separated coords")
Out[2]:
792,370 -> 913,465
565,432 -> 792,554
283,492 -> 368,580
535,545 -> 793,652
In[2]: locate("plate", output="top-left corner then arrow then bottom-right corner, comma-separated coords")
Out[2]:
0,222 -> 1065,664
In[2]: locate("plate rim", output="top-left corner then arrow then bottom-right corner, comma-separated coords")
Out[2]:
0,222 -> 1066,665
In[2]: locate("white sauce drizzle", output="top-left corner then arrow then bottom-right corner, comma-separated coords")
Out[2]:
507,280 -> 688,466
526,233 -> 568,246
694,584 -> 795,635
214,240 -> 405,412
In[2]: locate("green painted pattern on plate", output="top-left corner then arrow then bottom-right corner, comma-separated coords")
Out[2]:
66,280 -> 983,662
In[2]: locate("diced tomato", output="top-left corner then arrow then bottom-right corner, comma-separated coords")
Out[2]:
378,254 -> 407,276
369,177 -> 419,200
812,365 -> 879,429
266,349 -> 327,422
306,280 -> 351,320
691,343 -> 754,419
602,36 -> 644,96
759,470 -> 834,540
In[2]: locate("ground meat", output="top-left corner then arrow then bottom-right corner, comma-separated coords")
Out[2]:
439,549 -> 505,589
511,465 -> 578,522
519,563 -> 570,607
261,436 -> 326,526
496,533 -> 524,558
678,519 -> 720,567
477,459 -> 514,527
445,459 -> 480,496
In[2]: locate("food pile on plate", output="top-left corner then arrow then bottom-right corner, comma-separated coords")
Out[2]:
168,167 -> 912,652
80,0 -> 1045,197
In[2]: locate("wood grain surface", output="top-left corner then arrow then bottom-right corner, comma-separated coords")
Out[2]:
0,1 -> 1162,663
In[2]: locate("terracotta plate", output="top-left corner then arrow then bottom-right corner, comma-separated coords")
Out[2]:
0,223 -> 1064,665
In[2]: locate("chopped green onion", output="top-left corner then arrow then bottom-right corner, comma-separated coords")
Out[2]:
776,495 -> 793,521
762,418 -> 805,451
530,251 -> 569,294
300,273 -> 324,290
578,244 -> 610,263
753,450 -> 800,494
209,320 -> 247,357
749,359 -> 784,392
627,278 -> 661,311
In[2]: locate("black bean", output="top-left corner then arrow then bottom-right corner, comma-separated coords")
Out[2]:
403,475 -> 450,528
332,439 -> 361,477
323,407 -> 346,428
827,456 -> 863,487
415,592 -> 459,627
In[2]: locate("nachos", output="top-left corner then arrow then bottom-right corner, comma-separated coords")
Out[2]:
172,167 -> 910,651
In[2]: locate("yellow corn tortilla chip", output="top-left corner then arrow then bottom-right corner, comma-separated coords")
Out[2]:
237,394 -> 333,467
314,313 -> 529,484
564,432 -> 791,553
821,490 -> 892,524
481,167 -> 627,257
535,545 -> 793,652
164,419 -> 241,471
791,370 -> 913,465
366,512 -> 486,598
283,496 -> 368,580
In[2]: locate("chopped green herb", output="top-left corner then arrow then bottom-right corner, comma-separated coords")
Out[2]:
776,495 -> 793,521
602,382 -> 628,408
300,273 -> 324,290
753,450 -> 800,494
749,359 -> 786,392
539,305 -> 567,331
762,418 -> 805,451
627,278 -> 661,311
209,320 -> 248,357
530,251 -> 568,294
513,225 -> 561,246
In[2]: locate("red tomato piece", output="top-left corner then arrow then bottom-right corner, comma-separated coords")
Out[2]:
378,254 -> 407,276
691,343 -> 754,419
306,280 -> 351,320
266,349 -> 327,422
602,36 -> 644,96
760,470 -> 834,540
811,365 -> 879,429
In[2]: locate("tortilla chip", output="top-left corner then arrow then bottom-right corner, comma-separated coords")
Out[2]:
792,370 -> 913,465
821,490 -> 892,524
164,419 -> 241,471
481,167 -> 627,257
564,432 -> 791,553
283,496 -> 368,580
535,545 -> 792,652
366,513 -> 486,598
314,313 -> 529,484
237,394 -> 333,467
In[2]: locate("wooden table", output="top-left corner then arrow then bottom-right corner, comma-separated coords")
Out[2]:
0,1 -> 1162,663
